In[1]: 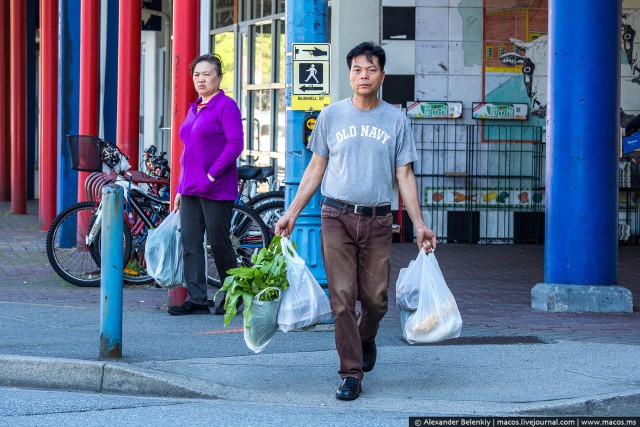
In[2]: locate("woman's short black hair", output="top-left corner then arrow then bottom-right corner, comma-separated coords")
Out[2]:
189,53 -> 223,76
346,41 -> 386,71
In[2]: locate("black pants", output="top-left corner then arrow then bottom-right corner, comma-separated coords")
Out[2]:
180,195 -> 236,305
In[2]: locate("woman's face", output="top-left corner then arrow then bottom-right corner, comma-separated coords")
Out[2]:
192,61 -> 221,99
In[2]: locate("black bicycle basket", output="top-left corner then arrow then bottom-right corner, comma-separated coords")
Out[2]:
67,135 -> 104,172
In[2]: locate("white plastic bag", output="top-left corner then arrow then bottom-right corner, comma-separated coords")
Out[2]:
144,210 -> 184,289
277,237 -> 332,332
396,254 -> 421,311
244,287 -> 282,353
401,251 -> 462,344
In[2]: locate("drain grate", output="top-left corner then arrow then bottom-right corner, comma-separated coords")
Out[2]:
401,336 -> 547,346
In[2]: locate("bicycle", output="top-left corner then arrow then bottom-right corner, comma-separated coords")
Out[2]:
236,165 -> 285,234
47,135 -> 271,288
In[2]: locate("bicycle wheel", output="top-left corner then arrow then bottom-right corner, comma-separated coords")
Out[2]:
121,198 -> 169,285
206,204 -> 271,288
252,199 -> 285,235
46,201 -> 131,287
249,190 -> 284,210
86,196 -> 168,285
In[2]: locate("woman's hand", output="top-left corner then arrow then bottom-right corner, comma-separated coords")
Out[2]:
173,193 -> 182,212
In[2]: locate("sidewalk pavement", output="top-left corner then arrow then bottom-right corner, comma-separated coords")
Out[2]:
1,200 -> 639,418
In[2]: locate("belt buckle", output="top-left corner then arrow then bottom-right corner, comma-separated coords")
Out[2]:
353,205 -> 366,215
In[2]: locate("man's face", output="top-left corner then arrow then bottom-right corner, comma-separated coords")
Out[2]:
349,54 -> 385,98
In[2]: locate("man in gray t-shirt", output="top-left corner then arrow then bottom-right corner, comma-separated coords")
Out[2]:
275,41 -> 436,401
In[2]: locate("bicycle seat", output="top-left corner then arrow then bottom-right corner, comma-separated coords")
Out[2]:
237,165 -> 262,180
255,166 -> 274,181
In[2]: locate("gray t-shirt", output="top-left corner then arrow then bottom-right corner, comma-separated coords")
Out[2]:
307,97 -> 418,206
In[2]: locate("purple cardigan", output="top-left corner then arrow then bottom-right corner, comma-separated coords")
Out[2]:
177,90 -> 244,201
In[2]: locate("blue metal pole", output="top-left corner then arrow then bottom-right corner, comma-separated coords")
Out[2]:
533,0 -> 632,313
284,0 -> 328,287
56,0 -> 80,214
99,185 -> 124,359
545,0 -> 620,285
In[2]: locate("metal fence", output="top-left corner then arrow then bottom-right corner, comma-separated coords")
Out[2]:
412,123 -> 545,244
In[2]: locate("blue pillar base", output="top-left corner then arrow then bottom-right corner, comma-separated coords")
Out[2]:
531,283 -> 633,313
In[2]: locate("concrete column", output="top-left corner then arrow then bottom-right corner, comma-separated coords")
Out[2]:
531,0 -> 632,313
78,0 -> 101,202
0,0 -> 10,202
329,0 -> 381,103
285,0 -> 329,286
100,0 -> 119,143
39,0 -> 58,230
169,0 -> 198,210
166,0 -> 199,308
56,0 -> 81,213
10,0 -> 27,214
26,0 -> 36,201
116,0 -> 141,167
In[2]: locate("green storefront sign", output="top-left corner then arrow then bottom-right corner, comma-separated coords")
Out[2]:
472,102 -> 528,120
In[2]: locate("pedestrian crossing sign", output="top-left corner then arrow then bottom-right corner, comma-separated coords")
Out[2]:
292,43 -> 331,110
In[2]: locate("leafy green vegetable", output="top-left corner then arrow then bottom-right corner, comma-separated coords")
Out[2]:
215,236 -> 294,327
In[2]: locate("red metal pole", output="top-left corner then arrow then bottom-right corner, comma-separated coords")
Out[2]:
169,0 -> 199,306
39,0 -> 58,229
116,0 -> 141,168
78,0 -> 101,203
10,0 -> 26,214
170,0 -> 199,209
0,0 -> 10,202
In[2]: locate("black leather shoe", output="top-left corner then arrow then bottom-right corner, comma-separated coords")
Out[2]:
336,377 -> 362,401
362,340 -> 377,372
168,301 -> 210,315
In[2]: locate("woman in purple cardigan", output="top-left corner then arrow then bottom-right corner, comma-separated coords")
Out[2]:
169,54 -> 244,316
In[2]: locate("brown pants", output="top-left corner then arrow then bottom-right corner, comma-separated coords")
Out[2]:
320,204 -> 394,379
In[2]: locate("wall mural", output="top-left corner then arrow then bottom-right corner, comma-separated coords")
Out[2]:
413,1 -> 638,241
475,0 -> 640,127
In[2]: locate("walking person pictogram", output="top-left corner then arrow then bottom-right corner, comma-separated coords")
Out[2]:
305,64 -> 319,83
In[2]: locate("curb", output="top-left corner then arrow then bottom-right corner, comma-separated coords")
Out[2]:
2,354 -> 639,417
517,391 -> 640,417
0,354 -> 214,400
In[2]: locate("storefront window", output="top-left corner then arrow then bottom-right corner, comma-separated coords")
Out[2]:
213,32 -> 235,97
278,20 -> 285,83
254,23 -> 273,85
241,31 -> 250,147
217,1 -> 286,170
252,0 -> 273,19
275,89 -> 286,153
213,0 -> 234,29
252,89 -> 271,156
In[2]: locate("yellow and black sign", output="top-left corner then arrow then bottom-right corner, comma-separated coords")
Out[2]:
302,114 -> 317,146
292,43 -> 331,111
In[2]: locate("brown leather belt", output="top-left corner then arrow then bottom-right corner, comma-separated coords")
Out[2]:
322,197 -> 392,216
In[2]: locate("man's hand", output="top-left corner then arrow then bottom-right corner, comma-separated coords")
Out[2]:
415,223 -> 437,253
173,193 -> 181,213
274,212 -> 298,239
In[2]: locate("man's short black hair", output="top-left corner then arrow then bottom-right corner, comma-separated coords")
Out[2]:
346,41 -> 386,71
